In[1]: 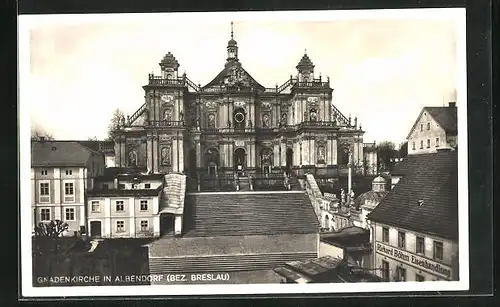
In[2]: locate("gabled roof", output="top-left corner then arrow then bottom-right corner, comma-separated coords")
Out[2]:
202,62 -> 265,90
367,150 -> 458,241
31,141 -> 99,167
354,190 -> 389,208
406,105 -> 457,139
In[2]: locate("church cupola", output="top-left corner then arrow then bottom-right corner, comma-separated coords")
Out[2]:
226,22 -> 239,63
159,52 -> 180,79
296,50 -> 315,82
372,176 -> 386,192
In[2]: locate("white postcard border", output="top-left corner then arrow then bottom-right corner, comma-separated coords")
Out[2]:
19,8 -> 469,297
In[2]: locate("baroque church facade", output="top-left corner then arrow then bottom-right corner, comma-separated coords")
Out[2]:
112,23 -> 366,181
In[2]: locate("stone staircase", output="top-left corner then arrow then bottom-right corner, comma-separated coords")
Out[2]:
149,252 -> 317,274
183,191 -> 319,237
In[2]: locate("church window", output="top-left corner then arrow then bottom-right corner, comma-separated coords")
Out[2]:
316,145 -> 326,164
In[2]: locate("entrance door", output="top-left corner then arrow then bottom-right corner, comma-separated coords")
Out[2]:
234,148 -> 246,173
160,214 -> 175,235
90,221 -> 102,238
286,148 -> 293,174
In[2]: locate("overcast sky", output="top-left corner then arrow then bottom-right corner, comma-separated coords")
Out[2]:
22,10 -> 464,144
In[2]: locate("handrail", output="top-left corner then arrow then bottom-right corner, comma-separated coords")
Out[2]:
184,76 -> 200,92
128,103 -> 147,126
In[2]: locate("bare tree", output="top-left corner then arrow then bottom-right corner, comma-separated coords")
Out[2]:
31,130 -> 54,141
107,108 -> 125,140
35,220 -> 69,237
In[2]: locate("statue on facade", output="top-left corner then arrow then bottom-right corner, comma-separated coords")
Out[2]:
354,116 -> 358,128
262,114 -> 269,128
317,146 -> 325,163
310,110 -> 317,122
248,119 -> 253,128
208,114 -> 215,128
227,120 -> 232,128
179,111 -> 184,122
161,146 -> 171,165
349,189 -> 355,206
120,115 -> 126,128
196,117 -> 200,128
129,150 -> 137,167
340,188 -> 346,204
164,109 -> 173,122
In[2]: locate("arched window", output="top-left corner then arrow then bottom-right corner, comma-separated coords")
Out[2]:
166,74 -> 172,79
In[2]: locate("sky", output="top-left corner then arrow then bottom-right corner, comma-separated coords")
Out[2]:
21,9 -> 464,144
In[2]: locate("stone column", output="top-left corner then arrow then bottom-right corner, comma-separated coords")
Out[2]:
172,137 -> 178,173
196,141 -> 201,168
281,140 -> 286,167
228,142 -> 233,168
129,197 -> 135,237
332,139 -> 338,165
273,143 -> 280,167
147,136 -> 153,172
152,136 -> 159,173
120,139 -> 126,168
104,198 -> 111,237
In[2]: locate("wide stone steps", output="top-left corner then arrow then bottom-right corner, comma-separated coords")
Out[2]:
149,252 -> 317,274
183,192 -> 319,237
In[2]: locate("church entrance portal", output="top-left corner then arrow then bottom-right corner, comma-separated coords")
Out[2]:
234,148 -> 246,174
286,148 -> 293,174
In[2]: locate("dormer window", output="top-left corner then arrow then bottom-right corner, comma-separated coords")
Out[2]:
417,200 -> 424,206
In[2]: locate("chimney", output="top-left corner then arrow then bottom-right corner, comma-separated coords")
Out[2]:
449,102 -> 456,108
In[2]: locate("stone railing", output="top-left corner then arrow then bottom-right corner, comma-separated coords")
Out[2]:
305,173 -> 339,223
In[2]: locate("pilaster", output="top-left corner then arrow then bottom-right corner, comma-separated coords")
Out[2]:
172,137 -> 178,172
54,168 -> 61,204
178,137 -> 184,173
79,206 -> 85,227
152,136 -> 159,173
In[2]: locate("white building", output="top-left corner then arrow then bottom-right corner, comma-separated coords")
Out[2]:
31,140 -> 105,235
406,102 -> 457,156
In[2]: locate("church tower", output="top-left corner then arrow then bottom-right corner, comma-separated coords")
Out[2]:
296,50 -> 315,82
160,52 -> 180,80
226,22 -> 239,63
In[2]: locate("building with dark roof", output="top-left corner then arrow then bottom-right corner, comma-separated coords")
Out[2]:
31,140 -> 105,234
406,102 -> 458,155
367,149 -> 459,282
273,255 -> 382,283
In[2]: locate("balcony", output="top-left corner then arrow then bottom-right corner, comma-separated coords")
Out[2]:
147,75 -> 186,87
147,121 -> 185,128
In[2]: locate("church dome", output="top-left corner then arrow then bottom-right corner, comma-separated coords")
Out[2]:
228,38 -> 237,46
372,176 -> 386,184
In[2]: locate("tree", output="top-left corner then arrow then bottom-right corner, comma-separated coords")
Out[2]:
31,130 -> 54,141
107,108 -> 125,140
399,141 -> 408,158
35,220 -> 69,237
375,141 -> 398,172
